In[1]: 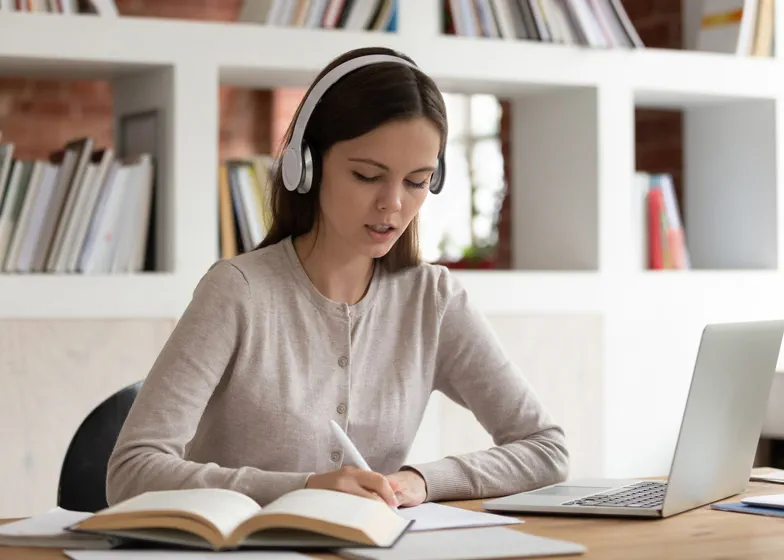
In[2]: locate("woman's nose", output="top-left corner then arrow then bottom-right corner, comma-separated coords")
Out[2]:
377,183 -> 403,213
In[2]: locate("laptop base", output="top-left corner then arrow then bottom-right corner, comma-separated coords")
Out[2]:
483,478 -> 664,518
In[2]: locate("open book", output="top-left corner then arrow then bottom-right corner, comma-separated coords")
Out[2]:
68,488 -> 412,551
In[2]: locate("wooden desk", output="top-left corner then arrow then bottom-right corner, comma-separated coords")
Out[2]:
2,480 -> 784,560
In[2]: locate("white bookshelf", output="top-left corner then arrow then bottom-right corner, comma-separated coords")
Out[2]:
2,0 -> 784,493
0,273 -> 186,319
1,5 -> 781,316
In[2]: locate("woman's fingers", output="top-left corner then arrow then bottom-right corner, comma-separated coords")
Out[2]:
354,469 -> 399,507
305,466 -> 400,507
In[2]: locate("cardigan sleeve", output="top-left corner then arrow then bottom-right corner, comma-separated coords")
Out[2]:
404,268 -> 570,502
105,260 -> 312,506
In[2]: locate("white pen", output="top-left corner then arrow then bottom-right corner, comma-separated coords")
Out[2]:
329,420 -> 398,510
329,419 -> 371,470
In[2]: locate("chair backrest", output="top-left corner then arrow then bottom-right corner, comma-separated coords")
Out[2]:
57,381 -> 142,512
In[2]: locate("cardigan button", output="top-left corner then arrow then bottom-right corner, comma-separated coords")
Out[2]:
337,403 -> 347,414
338,356 -> 348,368
331,451 -> 341,462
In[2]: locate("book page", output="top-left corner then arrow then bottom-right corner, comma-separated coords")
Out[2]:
258,488 -> 409,544
88,488 -> 262,537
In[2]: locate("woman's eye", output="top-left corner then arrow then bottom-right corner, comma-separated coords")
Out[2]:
352,171 -> 379,183
352,171 -> 427,189
406,179 -> 428,189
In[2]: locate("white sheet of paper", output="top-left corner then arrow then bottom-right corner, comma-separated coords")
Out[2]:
398,502 -> 522,532
66,551 -> 313,560
741,493 -> 784,509
0,507 -> 112,549
750,470 -> 784,484
0,508 -> 92,536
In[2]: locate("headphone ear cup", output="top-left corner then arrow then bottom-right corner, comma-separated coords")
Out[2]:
298,143 -> 314,194
429,154 -> 446,194
281,144 -> 304,192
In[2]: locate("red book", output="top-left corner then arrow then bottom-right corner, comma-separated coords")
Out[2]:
647,188 -> 666,269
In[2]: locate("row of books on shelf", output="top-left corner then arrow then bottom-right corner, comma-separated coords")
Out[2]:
0,0 -> 116,15
445,0 -> 643,47
0,135 -> 155,275
3,0 -> 774,59
219,155 -> 274,260
635,172 -> 690,271
446,0 -> 774,57
238,0 -> 398,32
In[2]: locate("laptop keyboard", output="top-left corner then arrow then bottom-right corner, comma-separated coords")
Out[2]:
562,481 -> 667,509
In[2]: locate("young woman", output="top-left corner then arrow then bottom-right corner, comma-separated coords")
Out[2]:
106,46 -> 569,510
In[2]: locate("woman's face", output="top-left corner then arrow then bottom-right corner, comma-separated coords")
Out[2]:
318,116 -> 441,260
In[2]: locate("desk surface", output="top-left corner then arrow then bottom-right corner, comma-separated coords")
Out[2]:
2,479 -> 784,560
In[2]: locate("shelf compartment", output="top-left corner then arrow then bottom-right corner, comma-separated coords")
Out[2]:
633,96 -> 778,271
0,69 -> 175,277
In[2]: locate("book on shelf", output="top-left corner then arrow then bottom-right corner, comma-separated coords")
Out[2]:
219,154 -> 274,259
696,0 -> 774,57
237,0 -> 398,33
444,0 -> 643,48
0,0 -> 118,16
67,487 -> 413,551
633,172 -> 690,271
0,135 -> 156,275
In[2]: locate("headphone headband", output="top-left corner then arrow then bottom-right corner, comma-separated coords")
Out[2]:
289,53 -> 418,150
281,52 -> 445,195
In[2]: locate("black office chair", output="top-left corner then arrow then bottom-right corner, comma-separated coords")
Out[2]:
57,380 -> 142,512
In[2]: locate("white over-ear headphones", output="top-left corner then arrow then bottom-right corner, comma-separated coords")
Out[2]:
280,52 -> 446,195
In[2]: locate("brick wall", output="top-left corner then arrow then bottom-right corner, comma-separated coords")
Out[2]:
270,88 -> 307,155
0,79 -> 114,159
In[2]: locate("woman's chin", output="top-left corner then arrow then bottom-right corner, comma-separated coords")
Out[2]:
359,239 -> 396,259
365,244 -> 394,259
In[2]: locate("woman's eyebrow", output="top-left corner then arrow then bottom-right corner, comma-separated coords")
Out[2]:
348,157 -> 436,174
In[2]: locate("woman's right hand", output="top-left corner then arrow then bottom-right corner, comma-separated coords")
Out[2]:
305,466 -> 399,507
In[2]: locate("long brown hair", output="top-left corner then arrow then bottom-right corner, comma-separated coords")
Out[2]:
257,46 -> 448,272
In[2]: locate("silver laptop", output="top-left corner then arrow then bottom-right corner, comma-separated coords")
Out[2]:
484,320 -> 784,519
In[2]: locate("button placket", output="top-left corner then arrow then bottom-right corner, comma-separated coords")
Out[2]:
335,307 -> 351,468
